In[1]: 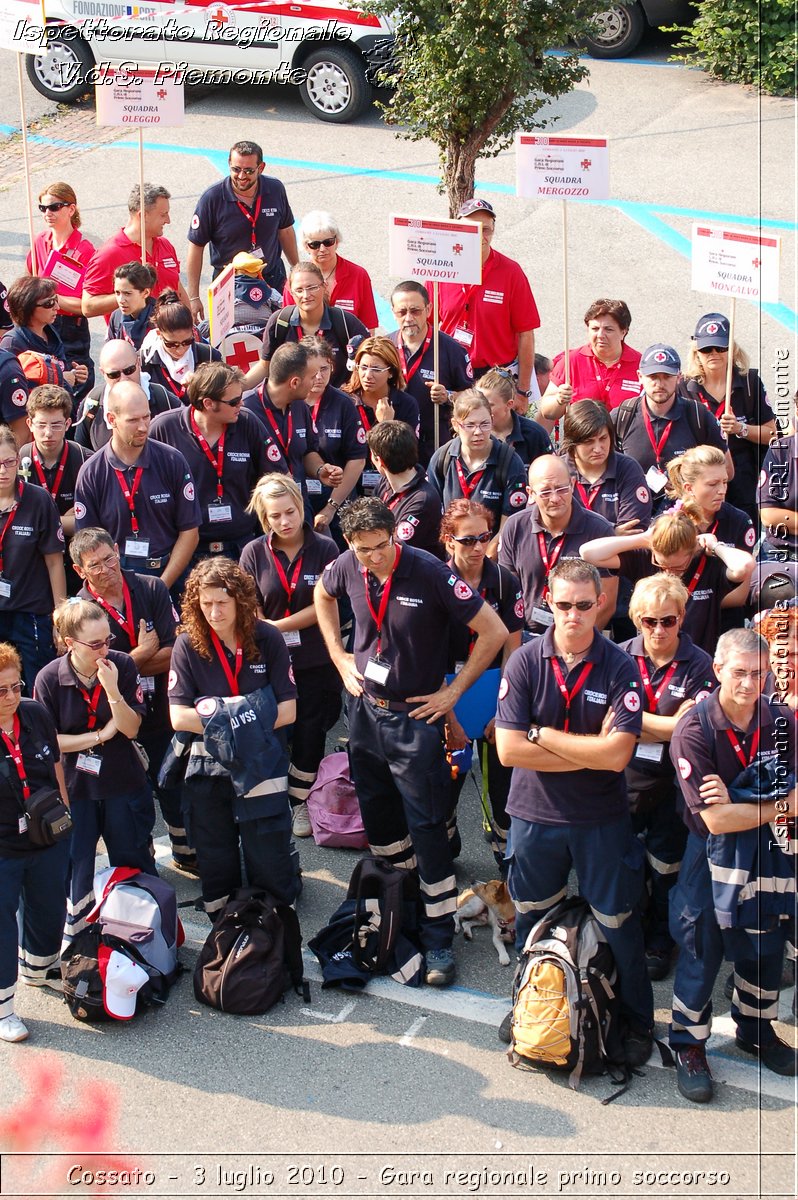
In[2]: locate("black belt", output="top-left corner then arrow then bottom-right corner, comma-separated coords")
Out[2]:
363,693 -> 414,713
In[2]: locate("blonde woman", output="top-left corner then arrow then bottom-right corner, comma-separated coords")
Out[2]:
666,445 -> 756,553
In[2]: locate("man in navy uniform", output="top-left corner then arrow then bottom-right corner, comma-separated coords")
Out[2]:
74,380 -> 201,589
315,497 -> 506,987
668,628 -> 797,1102
499,455 -> 617,634
369,420 -> 444,559
495,557 -> 654,1065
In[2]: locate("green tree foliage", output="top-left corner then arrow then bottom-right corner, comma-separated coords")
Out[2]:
670,0 -> 796,97
365,0 -> 605,215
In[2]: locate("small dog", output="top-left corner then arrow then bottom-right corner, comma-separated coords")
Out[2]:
455,879 -> 516,966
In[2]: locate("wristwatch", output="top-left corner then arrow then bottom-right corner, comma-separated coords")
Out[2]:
527,725 -> 541,744
735,421 -> 749,440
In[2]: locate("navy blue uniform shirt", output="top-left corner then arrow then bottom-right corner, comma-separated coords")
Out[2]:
618,549 -> 738,654
447,558 -> 523,671
168,619 -> 296,707
496,628 -> 643,825
188,175 -> 294,278
0,698 -> 61,858
0,349 -> 28,425
388,328 -> 473,455
377,467 -> 444,559
612,395 -> 727,478
0,481 -> 63,613
428,435 -> 528,523
321,544 -> 484,704
503,412 -> 552,469
243,387 -> 320,490
19,440 -> 90,517
260,305 -> 368,388
567,448 -> 652,530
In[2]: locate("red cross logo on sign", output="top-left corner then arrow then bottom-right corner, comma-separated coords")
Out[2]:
224,336 -> 260,372
156,89 -> 167,99
210,6 -> 229,23
452,243 -> 463,255
752,257 -> 760,268
580,158 -> 592,170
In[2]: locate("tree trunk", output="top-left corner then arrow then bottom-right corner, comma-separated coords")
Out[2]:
443,97 -> 514,217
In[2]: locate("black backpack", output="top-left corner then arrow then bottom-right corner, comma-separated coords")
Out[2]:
274,304 -> 352,352
61,925 -> 172,1023
193,888 -> 309,1014
613,394 -> 709,452
431,437 -> 517,497
346,855 -> 419,973
508,896 -> 628,1098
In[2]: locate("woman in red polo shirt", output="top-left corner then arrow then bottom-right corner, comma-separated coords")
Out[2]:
539,298 -> 641,430
283,212 -> 378,332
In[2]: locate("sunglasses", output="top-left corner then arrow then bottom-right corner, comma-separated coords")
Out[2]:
640,615 -> 679,630
216,395 -> 244,408
230,166 -> 258,176
451,532 -> 492,547
161,337 -> 194,350
491,367 -> 515,382
104,363 -> 138,381
38,201 -> 70,213
306,237 -> 336,250
698,346 -> 727,354
37,297 -> 58,309
552,600 -> 596,612
0,682 -> 23,699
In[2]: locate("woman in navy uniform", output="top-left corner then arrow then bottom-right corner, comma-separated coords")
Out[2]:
619,574 -> 715,981
140,291 -> 221,403
442,499 -> 523,863
168,558 -> 298,920
240,474 -> 340,840
1,276 -> 88,397
560,399 -> 651,533
107,261 -> 157,350
665,445 -> 755,553
0,642 -> 70,1042
34,598 -> 155,944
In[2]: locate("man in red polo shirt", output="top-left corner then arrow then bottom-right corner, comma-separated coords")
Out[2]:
433,199 -> 541,406
82,183 -> 191,321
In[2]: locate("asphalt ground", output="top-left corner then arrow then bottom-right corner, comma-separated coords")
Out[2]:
0,27 -> 796,1200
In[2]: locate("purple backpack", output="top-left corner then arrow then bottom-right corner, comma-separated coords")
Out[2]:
306,753 -> 368,849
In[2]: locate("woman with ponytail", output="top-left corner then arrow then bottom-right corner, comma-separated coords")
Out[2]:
140,290 -> 221,402
665,445 -> 756,553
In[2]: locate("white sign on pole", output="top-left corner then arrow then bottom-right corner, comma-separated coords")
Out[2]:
388,215 -> 482,284
691,223 -> 781,304
208,264 -> 236,348
516,134 -> 609,200
0,1 -> 47,54
95,68 -> 185,127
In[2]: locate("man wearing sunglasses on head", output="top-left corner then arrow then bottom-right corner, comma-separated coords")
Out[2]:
498,454 -> 617,636
495,557 -> 654,1068
186,140 -> 298,325
74,380 -> 201,590
151,361 -> 268,567
74,340 -> 181,453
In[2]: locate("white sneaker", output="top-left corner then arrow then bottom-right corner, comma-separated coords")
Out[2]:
291,802 -> 313,838
21,970 -> 63,994
0,1014 -> 29,1042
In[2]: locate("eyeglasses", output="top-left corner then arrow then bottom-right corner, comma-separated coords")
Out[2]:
215,394 -> 244,408
459,420 -> 492,433
38,201 -> 70,213
640,615 -> 680,630
81,552 -> 119,574
535,485 -> 571,500
104,363 -> 138,381
393,305 -> 426,318
359,364 -> 390,375
30,421 -> 66,433
230,166 -> 259,176
698,346 -> 727,354
72,635 -> 115,651
552,600 -> 597,612
306,237 -> 336,250
352,538 -> 393,558
36,298 -> 58,309
727,668 -> 766,682
293,285 -> 323,297
0,682 -> 23,699
451,532 -> 492,547
0,457 -> 18,470
161,337 -> 194,350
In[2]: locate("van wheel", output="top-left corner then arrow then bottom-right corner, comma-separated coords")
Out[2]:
298,47 -> 372,123
26,28 -> 94,103
578,3 -> 646,59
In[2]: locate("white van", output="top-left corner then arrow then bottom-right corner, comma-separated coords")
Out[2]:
22,0 -> 394,122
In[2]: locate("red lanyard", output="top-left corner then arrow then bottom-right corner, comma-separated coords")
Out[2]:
113,467 -> 144,536
386,486 -> 412,511
684,556 -> 708,596
725,725 -> 760,770
575,480 -> 601,509
642,404 -> 674,467
263,403 -> 293,463
75,679 -> 103,731
550,658 -> 594,734
32,442 -> 68,500
0,715 -> 30,802
459,283 -> 482,325
190,411 -> 225,500
537,531 -> 565,580
0,484 -> 22,575
162,373 -> 188,402
357,404 -> 374,433
636,656 -> 679,713
455,457 -> 485,500
209,629 -> 243,697
397,328 -> 432,383
234,197 -> 259,249
311,395 -> 324,427
87,579 -> 137,648
362,545 -> 401,657
269,542 -> 304,618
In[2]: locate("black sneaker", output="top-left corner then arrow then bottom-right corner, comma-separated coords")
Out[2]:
645,948 -> 671,982
498,1009 -> 513,1045
735,1034 -> 798,1076
676,1046 -> 714,1103
624,1027 -> 653,1067
425,948 -> 456,988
